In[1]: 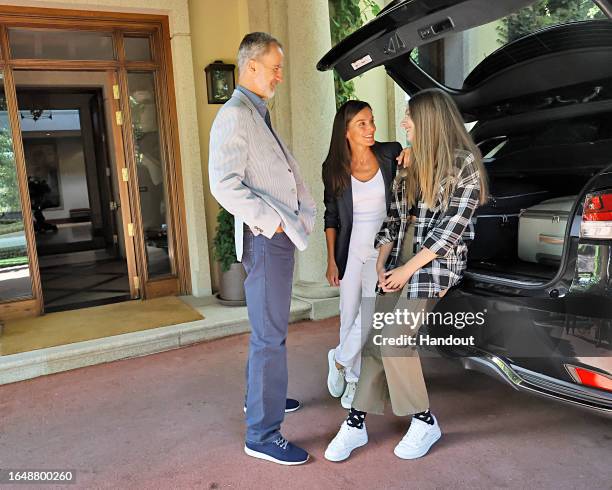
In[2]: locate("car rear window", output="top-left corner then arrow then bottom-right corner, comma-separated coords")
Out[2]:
411,0 -> 606,89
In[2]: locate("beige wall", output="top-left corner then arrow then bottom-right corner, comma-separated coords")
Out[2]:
351,0 -> 410,145
188,0 -> 250,292
353,0 -> 390,142
43,138 -> 90,221
353,65 -> 390,142
204,0 -> 337,295
444,20 -> 502,88
188,0 -> 403,291
246,0 -> 293,151
0,0 -> 191,35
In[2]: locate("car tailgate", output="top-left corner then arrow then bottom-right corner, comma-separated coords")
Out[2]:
317,0 -> 535,81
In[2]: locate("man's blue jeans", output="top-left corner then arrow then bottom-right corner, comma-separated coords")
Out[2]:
241,229 -> 295,444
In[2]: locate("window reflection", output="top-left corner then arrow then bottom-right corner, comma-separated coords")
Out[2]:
0,73 -> 33,301
128,72 -> 172,278
9,29 -> 114,61
125,37 -> 152,62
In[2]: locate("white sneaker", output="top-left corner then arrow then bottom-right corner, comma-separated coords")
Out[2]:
394,414 -> 441,460
327,349 -> 346,397
324,420 -> 368,462
341,381 -> 356,409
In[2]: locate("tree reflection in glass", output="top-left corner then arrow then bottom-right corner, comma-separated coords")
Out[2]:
0,73 -> 32,301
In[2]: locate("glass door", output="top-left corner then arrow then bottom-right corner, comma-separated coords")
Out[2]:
118,35 -> 183,298
0,12 -> 190,319
107,70 -> 142,299
125,72 -> 173,278
0,71 -> 36,307
11,69 -> 141,308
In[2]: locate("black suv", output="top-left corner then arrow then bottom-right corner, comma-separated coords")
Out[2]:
318,0 -> 612,416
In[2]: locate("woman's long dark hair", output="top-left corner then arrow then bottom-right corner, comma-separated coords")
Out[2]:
322,100 -> 372,197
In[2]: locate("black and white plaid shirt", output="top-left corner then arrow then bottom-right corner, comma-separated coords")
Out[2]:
375,150 -> 481,298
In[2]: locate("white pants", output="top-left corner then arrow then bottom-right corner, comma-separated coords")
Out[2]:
335,254 -> 378,383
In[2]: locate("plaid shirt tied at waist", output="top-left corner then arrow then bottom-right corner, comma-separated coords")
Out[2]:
374,150 -> 481,298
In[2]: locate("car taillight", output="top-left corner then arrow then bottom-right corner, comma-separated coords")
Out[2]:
566,365 -> 612,392
580,191 -> 612,239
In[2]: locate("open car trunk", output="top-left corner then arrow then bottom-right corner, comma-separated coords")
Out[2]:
466,107 -> 612,284
318,2 -> 612,289
459,19 -> 612,286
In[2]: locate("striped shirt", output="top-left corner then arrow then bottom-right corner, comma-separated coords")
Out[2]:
375,150 -> 481,298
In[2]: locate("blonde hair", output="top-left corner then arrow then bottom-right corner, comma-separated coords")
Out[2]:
396,89 -> 488,210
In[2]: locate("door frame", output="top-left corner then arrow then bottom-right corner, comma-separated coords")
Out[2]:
107,69 -> 141,299
0,6 -> 191,319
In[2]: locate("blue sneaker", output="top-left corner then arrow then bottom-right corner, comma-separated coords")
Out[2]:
243,398 -> 301,414
244,436 -> 309,465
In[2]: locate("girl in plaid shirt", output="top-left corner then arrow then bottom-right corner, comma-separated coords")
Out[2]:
325,89 -> 488,463
377,91 -> 488,298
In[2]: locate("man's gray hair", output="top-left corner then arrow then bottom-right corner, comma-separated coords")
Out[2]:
237,32 -> 282,74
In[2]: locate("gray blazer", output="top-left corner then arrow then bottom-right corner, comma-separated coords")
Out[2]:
209,89 -> 316,261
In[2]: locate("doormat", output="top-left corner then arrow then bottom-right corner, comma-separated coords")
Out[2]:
0,297 -> 204,356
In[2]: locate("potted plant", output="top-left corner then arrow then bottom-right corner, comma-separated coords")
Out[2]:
213,207 -> 246,305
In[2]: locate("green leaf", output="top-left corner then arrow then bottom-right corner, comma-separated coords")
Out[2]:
329,0 -> 380,109
212,207 -> 238,272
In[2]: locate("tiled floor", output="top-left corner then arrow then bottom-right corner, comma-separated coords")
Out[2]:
2,222 -> 172,312
36,222 -> 105,256
31,223 -> 130,311
38,222 -> 93,244
40,256 -> 130,311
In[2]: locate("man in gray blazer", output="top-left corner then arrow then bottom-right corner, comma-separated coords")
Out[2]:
209,32 -> 316,465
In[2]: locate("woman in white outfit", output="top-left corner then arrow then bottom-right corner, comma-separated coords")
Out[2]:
322,100 -> 403,408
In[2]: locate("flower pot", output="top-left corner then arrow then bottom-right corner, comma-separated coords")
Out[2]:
218,262 -> 247,304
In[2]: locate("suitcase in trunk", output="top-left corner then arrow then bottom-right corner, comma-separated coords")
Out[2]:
469,179 -> 551,261
468,213 -> 519,260
518,196 -> 576,264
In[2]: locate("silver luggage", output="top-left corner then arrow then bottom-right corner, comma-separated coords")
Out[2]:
518,196 -> 576,263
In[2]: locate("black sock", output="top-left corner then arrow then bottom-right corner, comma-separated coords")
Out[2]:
413,409 -> 434,425
346,408 -> 366,429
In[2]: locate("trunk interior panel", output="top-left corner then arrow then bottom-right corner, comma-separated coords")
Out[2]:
467,113 -> 612,283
